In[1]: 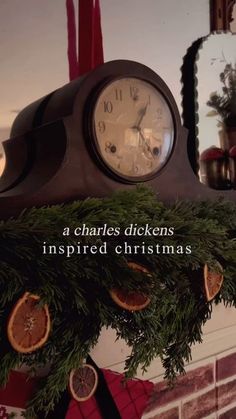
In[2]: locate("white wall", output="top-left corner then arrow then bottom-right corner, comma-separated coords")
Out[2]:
101,0 -> 209,112
0,0 -> 209,135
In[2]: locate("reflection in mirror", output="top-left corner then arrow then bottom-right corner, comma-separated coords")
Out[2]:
0,130 -> 7,178
231,2 -> 236,33
197,33 -> 236,190
0,110 -> 21,181
0,146 -> 5,177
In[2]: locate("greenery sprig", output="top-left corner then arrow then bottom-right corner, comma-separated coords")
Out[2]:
207,62 -> 236,128
0,186 -> 235,417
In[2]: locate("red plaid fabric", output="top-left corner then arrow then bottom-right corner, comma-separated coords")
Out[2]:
0,369 -> 153,418
66,368 -> 154,419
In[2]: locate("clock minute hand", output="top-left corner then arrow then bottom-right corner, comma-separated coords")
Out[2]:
133,103 -> 148,130
137,128 -> 154,158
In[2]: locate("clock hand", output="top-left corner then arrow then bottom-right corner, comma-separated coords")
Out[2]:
137,128 -> 155,158
132,103 -> 148,129
152,135 -> 161,142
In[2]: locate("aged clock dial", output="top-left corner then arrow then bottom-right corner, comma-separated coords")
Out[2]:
92,77 -> 175,181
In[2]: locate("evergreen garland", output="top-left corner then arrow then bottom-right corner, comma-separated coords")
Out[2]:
0,186 -> 235,417
207,62 -> 236,127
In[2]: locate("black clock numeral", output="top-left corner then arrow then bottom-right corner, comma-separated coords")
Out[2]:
104,101 -> 113,113
156,108 -> 163,117
98,121 -> 106,134
148,95 -> 151,105
115,89 -> 122,101
130,86 -> 139,100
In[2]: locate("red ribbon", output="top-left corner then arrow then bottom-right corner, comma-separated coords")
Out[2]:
66,0 -> 78,80
66,0 -> 104,80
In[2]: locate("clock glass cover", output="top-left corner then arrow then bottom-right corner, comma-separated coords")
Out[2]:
92,77 -> 175,181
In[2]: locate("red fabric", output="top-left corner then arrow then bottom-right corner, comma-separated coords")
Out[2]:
66,0 -> 79,80
78,0 -> 104,76
78,0 -> 94,76
66,0 -> 104,80
0,368 -> 153,418
93,0 -> 104,66
0,371 -> 36,409
66,368 -> 154,419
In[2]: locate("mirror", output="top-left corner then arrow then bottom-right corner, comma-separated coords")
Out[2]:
195,33 -> 236,189
197,33 -> 236,153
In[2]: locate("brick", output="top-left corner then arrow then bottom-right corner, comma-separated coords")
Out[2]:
149,407 -> 179,419
182,389 -> 216,419
218,379 -> 236,409
219,406 -> 236,419
145,364 -> 214,412
216,352 -> 236,381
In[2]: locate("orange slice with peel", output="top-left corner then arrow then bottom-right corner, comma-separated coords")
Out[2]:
7,292 -> 50,353
204,262 -> 224,302
69,364 -> 98,402
126,261 -> 150,274
110,261 -> 151,311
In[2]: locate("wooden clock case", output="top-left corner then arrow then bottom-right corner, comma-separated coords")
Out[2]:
0,59 -> 235,218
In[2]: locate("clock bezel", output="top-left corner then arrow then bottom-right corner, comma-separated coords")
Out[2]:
84,60 -> 181,184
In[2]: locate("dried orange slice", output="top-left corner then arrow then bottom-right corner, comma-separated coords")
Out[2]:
7,292 -> 50,353
204,263 -> 224,302
69,364 -> 98,402
127,261 -> 150,274
110,261 -> 151,311
110,289 -> 151,311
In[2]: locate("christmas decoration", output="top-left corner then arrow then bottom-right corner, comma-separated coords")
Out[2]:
207,63 -> 236,134
206,63 -> 236,169
66,367 -> 154,419
0,186 -> 235,417
199,146 -> 230,189
109,288 -> 151,312
110,262 -> 151,311
69,364 -> 98,402
203,263 -> 224,302
7,293 -> 51,354
66,0 -> 104,80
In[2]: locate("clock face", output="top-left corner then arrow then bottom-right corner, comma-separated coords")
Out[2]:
92,77 -> 175,181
